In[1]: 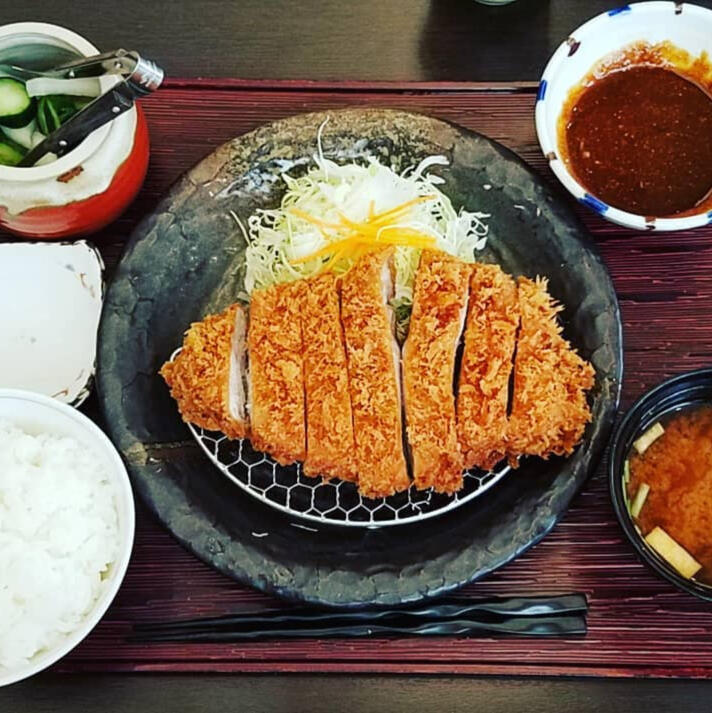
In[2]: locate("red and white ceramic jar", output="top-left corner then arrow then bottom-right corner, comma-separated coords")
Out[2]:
0,22 -> 149,239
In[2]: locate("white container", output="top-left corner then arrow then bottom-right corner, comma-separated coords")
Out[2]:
535,2 -> 712,231
0,389 -> 135,688
0,22 -> 148,238
0,241 -> 104,406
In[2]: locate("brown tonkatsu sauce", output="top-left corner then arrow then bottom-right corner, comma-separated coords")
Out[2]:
563,65 -> 712,216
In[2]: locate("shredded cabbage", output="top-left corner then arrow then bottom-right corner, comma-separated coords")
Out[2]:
241,141 -> 489,335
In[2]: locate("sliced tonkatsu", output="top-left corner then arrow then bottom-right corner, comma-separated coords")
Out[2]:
457,264 -> 519,471
403,250 -> 470,494
160,303 -> 249,440
507,276 -> 595,464
161,248 -> 598,501
248,280 -> 307,466
301,272 -> 357,482
341,248 -> 410,498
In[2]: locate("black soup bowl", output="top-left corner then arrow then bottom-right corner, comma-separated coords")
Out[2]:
609,368 -> 712,603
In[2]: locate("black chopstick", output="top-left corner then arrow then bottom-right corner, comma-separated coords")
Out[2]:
130,614 -> 586,642
131,593 -> 588,641
134,593 -> 587,632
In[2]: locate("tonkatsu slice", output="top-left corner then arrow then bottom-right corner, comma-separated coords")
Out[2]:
507,276 -> 595,464
160,303 -> 249,440
301,272 -> 357,482
404,250 -> 470,494
248,280 -> 306,466
457,264 -> 519,471
341,248 -> 410,498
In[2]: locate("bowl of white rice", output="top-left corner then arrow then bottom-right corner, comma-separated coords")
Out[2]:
0,388 -> 134,687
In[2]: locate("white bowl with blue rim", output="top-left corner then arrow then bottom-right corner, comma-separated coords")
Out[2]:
535,1 -> 712,232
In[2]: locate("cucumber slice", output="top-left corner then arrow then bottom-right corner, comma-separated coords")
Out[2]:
2,119 -> 37,149
0,78 -> 35,128
26,77 -> 101,99
0,138 -> 26,166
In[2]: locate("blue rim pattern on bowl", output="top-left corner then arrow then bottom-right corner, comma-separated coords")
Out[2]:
535,1 -> 712,232
581,194 -> 609,215
608,5 -> 632,15
536,79 -> 547,101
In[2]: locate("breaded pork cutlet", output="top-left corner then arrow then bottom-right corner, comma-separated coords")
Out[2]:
457,264 -> 519,471
248,280 -> 306,466
507,276 -> 595,464
404,250 -> 470,494
301,272 -> 357,482
341,248 -> 410,498
160,303 -> 249,440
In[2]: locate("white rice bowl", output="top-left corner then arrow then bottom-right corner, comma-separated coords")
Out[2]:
0,390 -> 134,687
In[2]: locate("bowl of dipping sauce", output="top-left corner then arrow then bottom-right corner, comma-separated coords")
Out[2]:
536,2 -> 712,231
609,368 -> 712,602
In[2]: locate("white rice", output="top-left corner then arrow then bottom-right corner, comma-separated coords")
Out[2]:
0,419 -> 119,670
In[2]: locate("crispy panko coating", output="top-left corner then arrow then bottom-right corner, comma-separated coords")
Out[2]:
507,276 -> 595,464
301,272 -> 357,482
159,303 -> 248,440
404,250 -> 470,494
248,281 -> 306,466
457,264 -> 519,471
341,248 -> 410,498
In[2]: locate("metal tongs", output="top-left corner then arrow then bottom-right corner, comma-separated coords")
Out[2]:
9,49 -> 163,167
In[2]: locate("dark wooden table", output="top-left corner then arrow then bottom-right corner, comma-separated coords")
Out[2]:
9,0 -> 712,82
3,2 -> 712,710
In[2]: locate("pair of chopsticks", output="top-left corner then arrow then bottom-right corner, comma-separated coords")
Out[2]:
131,593 -> 588,642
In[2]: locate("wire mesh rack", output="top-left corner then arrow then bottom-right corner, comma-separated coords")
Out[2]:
189,424 -> 511,528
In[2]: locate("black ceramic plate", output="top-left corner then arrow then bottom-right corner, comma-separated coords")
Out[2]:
97,109 -> 622,607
